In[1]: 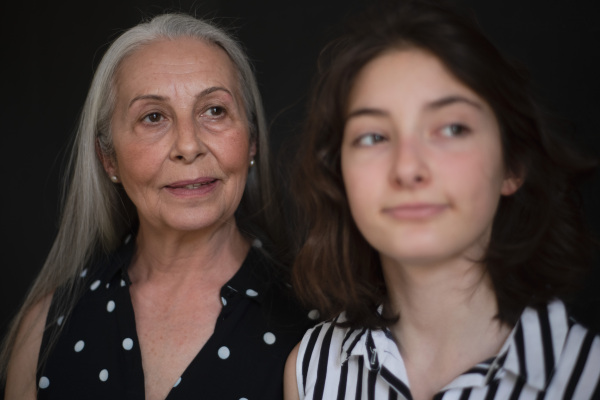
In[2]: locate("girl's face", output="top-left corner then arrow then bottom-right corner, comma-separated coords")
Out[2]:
341,48 -> 519,268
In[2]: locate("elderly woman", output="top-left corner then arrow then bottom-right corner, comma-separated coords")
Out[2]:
2,14 -> 311,400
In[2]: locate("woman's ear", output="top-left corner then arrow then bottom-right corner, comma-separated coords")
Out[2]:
95,139 -> 118,178
249,140 -> 257,160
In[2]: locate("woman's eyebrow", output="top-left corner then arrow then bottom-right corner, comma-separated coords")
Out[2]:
198,86 -> 233,98
127,87 -> 234,109
128,94 -> 167,109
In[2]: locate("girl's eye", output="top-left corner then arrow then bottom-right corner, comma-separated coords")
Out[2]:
204,106 -> 225,117
355,133 -> 386,147
142,112 -> 164,124
440,123 -> 469,137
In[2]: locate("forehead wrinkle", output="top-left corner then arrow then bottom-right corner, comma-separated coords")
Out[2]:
118,39 -> 244,120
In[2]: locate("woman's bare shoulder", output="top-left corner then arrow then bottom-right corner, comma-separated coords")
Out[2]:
4,293 -> 53,400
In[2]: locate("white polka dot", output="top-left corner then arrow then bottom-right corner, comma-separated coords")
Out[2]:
218,346 -> 230,359
56,316 -> 64,326
246,289 -> 258,297
173,377 -> 182,387
107,300 -> 115,312
122,338 -> 133,350
90,280 -> 101,291
221,297 -> 227,306
263,332 -> 276,345
120,279 -> 126,287
39,376 -> 50,389
99,369 -> 109,382
106,283 -> 110,289
308,309 -> 320,320
80,268 -> 88,278
74,340 -> 85,352
252,238 -> 262,248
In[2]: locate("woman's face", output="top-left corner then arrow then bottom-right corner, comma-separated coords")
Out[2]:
104,37 -> 254,234
341,48 -> 519,268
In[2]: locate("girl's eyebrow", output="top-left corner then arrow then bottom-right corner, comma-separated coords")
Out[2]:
345,95 -> 484,122
425,95 -> 483,111
345,108 -> 388,122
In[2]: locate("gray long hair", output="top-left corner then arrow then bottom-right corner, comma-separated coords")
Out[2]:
1,13 -> 272,376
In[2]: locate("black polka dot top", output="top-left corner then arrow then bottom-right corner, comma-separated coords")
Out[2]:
36,236 -> 318,399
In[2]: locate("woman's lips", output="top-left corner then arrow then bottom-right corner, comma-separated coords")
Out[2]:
164,178 -> 219,197
383,203 -> 447,219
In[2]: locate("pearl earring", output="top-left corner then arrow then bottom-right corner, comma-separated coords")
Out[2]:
249,159 -> 255,167
111,175 -> 118,182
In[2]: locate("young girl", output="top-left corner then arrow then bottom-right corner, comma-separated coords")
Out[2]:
284,1 -> 600,399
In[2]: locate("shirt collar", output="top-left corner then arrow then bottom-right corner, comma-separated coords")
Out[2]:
106,233 -> 136,285
339,300 -> 570,393
105,235 -> 269,304
220,244 -> 271,305
490,299 -> 570,391
339,315 -> 410,385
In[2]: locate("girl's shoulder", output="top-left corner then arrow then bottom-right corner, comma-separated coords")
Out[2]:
298,314 -> 357,357
504,299 -> 600,397
296,314 -> 370,390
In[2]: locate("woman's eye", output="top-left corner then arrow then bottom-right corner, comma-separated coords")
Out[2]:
142,112 -> 164,124
440,123 -> 469,137
204,106 -> 225,117
355,133 -> 386,146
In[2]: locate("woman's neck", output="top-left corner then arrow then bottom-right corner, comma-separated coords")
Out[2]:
381,255 -> 511,399
128,219 -> 250,286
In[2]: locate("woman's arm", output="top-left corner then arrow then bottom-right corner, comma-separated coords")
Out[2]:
283,342 -> 301,400
4,294 -> 52,400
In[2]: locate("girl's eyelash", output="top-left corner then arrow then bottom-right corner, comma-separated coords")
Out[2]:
440,123 -> 470,137
354,133 -> 386,146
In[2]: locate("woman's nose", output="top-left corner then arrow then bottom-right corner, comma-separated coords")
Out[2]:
170,118 -> 207,163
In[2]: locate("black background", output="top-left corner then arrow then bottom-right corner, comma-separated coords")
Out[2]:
1,0 -> 599,339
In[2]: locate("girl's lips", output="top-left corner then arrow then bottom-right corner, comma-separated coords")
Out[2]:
383,204 -> 447,219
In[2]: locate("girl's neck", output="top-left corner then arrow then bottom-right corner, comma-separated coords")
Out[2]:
382,256 -> 499,333
381,255 -> 511,399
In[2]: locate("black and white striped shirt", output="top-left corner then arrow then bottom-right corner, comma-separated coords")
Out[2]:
296,300 -> 600,399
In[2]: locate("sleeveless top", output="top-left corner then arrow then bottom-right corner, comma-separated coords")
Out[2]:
36,237 -> 318,399
296,300 -> 600,399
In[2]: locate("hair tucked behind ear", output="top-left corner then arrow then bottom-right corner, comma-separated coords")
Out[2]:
291,0 -> 596,329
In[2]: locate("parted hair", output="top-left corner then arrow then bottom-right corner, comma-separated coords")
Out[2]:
291,0 -> 595,329
1,13 -> 275,378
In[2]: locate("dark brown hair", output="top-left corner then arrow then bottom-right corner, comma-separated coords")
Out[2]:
291,0 -> 596,328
